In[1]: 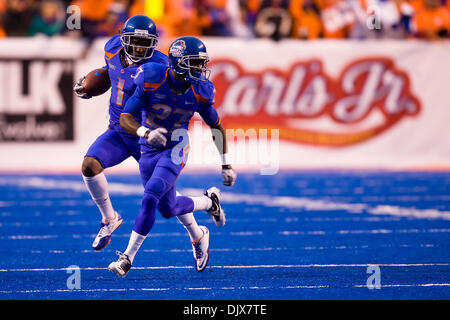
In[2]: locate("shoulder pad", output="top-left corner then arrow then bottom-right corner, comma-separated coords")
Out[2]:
136,63 -> 169,91
150,50 -> 169,67
192,80 -> 216,105
104,34 -> 122,61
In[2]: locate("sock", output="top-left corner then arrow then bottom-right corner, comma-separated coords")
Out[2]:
190,196 -> 213,211
124,230 -> 146,263
82,173 -> 116,222
177,213 -> 203,241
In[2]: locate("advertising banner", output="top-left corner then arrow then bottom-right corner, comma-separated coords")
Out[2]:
0,58 -> 75,142
204,39 -> 450,171
0,37 -> 449,172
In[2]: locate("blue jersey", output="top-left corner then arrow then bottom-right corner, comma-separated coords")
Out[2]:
103,34 -> 168,133
122,62 -> 220,151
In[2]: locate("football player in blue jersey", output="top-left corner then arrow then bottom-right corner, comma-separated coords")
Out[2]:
107,36 -> 237,276
73,16 -> 217,259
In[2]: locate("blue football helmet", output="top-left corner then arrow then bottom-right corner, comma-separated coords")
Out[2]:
168,36 -> 211,82
120,15 -> 158,63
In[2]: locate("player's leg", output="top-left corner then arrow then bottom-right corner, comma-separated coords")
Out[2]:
148,151 -> 215,271
158,188 -> 210,271
154,146 -> 225,227
151,181 -> 225,233
127,154 -> 177,256
81,156 -> 116,223
108,150 -> 165,276
82,130 -> 136,250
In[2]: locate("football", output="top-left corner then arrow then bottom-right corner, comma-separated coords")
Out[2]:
82,68 -> 111,97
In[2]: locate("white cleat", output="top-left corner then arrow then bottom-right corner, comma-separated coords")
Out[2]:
205,187 -> 226,227
107,251 -> 132,277
191,226 -> 210,272
92,213 -> 123,251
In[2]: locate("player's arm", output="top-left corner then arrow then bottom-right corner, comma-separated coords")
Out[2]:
199,105 -> 237,187
119,94 -> 143,135
120,87 -> 168,148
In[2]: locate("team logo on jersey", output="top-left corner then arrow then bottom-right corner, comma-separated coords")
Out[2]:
169,40 -> 186,58
209,58 -> 421,147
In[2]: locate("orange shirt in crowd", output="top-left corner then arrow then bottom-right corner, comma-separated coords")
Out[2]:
247,0 -> 262,12
414,3 -> 450,39
151,0 -> 211,53
408,0 -> 425,12
158,0 -> 210,38
0,0 -> 4,37
71,0 -> 113,21
290,0 -> 322,39
129,0 -> 145,17
208,0 -> 227,9
293,11 -> 322,39
290,0 -> 305,18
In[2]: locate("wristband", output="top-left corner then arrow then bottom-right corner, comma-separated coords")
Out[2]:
221,153 -> 230,165
137,126 -> 150,139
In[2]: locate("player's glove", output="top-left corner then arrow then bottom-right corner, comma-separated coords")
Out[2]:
137,126 -> 168,148
73,76 -> 91,99
222,164 -> 237,186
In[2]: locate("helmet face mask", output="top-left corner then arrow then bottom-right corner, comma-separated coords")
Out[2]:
177,54 -> 211,82
120,15 -> 158,63
121,32 -> 157,62
169,37 -> 211,82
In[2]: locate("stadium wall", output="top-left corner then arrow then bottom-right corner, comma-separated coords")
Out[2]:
0,37 -> 449,173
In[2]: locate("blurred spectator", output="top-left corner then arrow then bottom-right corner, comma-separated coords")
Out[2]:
129,0 -> 144,16
0,0 -> 5,38
28,0 -> 65,36
244,0 -> 263,27
0,0 -> 449,41
408,0 -> 424,12
70,0 -> 113,39
201,0 -> 233,36
254,0 -> 292,41
353,0 -> 406,39
413,0 -> 450,39
94,0 -> 130,37
225,0 -> 254,37
397,0 -> 416,37
3,0 -> 37,36
290,0 -> 323,39
159,0 -> 211,38
317,0 -> 355,38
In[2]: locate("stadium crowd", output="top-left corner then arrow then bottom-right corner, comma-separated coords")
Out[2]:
0,0 -> 449,40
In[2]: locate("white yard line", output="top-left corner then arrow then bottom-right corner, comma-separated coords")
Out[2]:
1,177 -> 450,220
1,263 -> 449,273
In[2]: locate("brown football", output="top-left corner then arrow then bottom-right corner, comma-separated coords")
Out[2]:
82,68 -> 111,97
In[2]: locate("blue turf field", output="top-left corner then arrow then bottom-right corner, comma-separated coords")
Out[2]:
0,171 -> 449,300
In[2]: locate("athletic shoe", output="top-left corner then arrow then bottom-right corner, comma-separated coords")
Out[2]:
107,251 -> 131,277
205,187 -> 226,227
191,226 -> 210,272
92,213 -> 123,251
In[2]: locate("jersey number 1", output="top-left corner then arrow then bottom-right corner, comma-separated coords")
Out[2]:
116,78 -> 125,106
